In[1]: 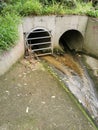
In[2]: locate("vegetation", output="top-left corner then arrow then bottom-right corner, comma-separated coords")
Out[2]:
0,0 -> 98,51
0,12 -> 20,52
20,0 -> 42,16
0,0 -> 97,16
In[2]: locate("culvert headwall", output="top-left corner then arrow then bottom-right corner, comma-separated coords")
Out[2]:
23,15 -> 88,53
22,15 -> 98,57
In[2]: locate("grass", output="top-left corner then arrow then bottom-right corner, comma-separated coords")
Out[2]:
63,2 -> 92,15
2,0 -> 95,16
18,1 -> 95,17
20,0 -> 43,16
17,1 -> 95,16
0,12 -> 20,52
42,3 -> 65,15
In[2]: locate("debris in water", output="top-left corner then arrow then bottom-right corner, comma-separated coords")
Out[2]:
51,96 -> 56,99
17,83 -> 22,87
66,80 -> 69,82
18,74 -> 22,77
17,93 -> 22,97
25,94 -> 28,96
26,106 -> 29,113
5,90 -> 10,95
79,99 -> 82,103
17,94 -> 20,97
24,83 -> 27,86
62,77 -> 67,80
4,78 -> 7,81
23,72 -> 26,75
41,101 -> 46,104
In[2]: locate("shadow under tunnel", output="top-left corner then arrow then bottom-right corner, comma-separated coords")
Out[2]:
59,30 -> 84,53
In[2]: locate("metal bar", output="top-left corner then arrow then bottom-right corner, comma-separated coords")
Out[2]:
36,52 -> 52,56
27,36 -> 51,40
27,42 -> 51,46
32,47 -> 52,52
30,30 -> 51,33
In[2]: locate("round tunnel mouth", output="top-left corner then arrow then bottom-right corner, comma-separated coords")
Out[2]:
59,29 -> 84,53
26,28 -> 52,56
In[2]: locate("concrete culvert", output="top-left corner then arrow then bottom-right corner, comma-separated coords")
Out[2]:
59,30 -> 84,53
26,28 -> 52,56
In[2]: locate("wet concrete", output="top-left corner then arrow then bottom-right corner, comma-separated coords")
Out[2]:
0,58 -> 97,130
42,54 -> 98,126
82,55 -> 98,92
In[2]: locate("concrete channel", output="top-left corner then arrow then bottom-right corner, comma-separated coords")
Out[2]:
0,15 -> 98,128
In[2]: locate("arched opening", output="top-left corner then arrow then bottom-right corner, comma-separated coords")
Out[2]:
26,28 -> 52,56
59,30 -> 84,53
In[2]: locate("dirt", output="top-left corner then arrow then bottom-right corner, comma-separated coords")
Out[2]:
0,58 -> 97,130
42,54 -> 83,76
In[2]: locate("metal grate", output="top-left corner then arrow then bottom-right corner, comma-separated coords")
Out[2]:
25,29 -> 53,56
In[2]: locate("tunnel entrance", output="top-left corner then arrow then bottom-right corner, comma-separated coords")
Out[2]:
59,30 -> 84,53
25,28 -> 53,56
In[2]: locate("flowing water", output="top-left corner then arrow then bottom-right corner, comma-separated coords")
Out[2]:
42,54 -> 98,125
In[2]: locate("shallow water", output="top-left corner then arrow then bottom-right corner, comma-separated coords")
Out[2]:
42,54 -> 98,126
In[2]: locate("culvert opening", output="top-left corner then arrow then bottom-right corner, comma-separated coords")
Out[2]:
26,28 -> 53,56
59,30 -> 84,53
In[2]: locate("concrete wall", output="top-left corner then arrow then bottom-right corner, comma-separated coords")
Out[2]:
54,15 -> 88,47
23,15 -> 98,57
23,16 -> 56,45
22,15 -> 88,49
84,17 -> 98,57
0,24 -> 24,76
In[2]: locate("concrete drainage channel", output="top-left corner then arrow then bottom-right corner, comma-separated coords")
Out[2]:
23,16 -> 98,126
0,15 -> 98,126
24,28 -> 98,126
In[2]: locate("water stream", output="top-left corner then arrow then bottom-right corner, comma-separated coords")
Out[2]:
45,54 -> 98,125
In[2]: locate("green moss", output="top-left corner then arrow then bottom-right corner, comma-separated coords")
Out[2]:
53,47 -> 65,55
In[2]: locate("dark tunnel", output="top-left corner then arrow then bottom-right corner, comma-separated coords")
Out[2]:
59,30 -> 84,53
27,29 -> 51,51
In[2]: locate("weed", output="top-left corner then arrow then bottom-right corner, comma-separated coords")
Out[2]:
0,13 -> 20,52
87,9 -> 98,17
43,3 -> 65,15
20,0 -> 42,16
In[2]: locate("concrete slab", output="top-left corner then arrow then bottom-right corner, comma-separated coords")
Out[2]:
0,59 -> 97,130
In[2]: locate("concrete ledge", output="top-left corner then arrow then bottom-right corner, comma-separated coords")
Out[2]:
0,24 -> 24,76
